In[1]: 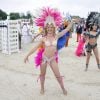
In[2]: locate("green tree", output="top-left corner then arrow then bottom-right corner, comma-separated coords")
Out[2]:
26,11 -> 32,19
10,13 -> 20,20
0,9 -> 7,20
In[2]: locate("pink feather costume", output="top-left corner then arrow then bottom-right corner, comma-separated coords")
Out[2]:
34,47 -> 44,68
75,37 -> 85,57
34,7 -> 62,68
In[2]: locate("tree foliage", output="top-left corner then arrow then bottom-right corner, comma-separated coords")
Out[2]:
0,9 -> 7,20
9,13 -> 20,20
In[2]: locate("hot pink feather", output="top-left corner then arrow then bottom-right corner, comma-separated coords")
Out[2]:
75,38 -> 85,57
35,7 -> 62,27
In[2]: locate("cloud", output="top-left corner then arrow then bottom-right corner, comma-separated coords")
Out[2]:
0,0 -> 100,18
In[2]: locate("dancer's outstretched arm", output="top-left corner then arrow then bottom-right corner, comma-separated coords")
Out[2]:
24,39 -> 43,63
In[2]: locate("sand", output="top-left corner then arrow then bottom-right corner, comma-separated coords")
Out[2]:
0,33 -> 100,100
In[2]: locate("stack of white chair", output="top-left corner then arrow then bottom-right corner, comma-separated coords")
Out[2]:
1,20 -> 19,54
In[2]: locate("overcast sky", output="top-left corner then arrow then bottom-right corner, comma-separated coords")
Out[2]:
0,0 -> 100,18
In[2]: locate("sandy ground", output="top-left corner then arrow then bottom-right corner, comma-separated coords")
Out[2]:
0,33 -> 100,100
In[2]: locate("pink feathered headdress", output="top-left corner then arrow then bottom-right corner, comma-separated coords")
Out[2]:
35,7 -> 62,28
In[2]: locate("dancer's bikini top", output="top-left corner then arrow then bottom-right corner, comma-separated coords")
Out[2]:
86,31 -> 100,39
44,38 -> 57,47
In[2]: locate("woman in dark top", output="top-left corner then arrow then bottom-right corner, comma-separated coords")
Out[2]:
85,12 -> 100,71
76,24 -> 83,42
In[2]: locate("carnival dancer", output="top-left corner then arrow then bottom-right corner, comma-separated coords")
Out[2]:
85,12 -> 100,71
24,7 -> 76,95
